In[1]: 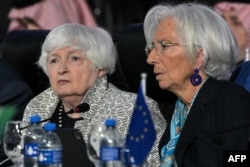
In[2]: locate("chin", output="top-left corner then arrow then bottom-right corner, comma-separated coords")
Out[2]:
56,90 -> 72,97
159,82 -> 171,91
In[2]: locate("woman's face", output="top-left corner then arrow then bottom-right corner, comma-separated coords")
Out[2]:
146,18 -> 194,93
47,47 -> 100,100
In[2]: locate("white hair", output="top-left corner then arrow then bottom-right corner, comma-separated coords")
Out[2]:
144,3 -> 239,80
38,23 -> 117,75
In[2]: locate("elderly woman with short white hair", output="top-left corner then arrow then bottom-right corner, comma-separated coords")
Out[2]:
22,23 -> 165,167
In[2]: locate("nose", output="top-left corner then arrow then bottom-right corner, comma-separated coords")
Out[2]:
58,60 -> 68,74
146,50 -> 158,65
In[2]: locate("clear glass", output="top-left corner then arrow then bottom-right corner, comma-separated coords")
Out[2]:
3,121 -> 28,166
87,123 -> 105,167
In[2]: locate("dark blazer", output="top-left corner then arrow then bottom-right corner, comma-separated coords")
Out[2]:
230,61 -> 250,92
0,59 -> 34,166
159,77 -> 250,167
0,59 -> 34,120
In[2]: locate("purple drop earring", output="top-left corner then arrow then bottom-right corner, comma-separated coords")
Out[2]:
190,68 -> 202,86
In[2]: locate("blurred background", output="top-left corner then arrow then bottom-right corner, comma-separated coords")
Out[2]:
1,0 -> 250,44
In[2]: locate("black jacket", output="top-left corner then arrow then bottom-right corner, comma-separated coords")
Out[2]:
0,58 -> 34,166
0,59 -> 34,120
160,78 -> 250,167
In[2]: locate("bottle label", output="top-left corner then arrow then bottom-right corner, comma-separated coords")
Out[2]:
100,147 -> 121,161
24,143 -> 39,157
38,148 -> 62,164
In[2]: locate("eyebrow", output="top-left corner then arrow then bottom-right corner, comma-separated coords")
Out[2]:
156,40 -> 174,44
48,53 -> 59,58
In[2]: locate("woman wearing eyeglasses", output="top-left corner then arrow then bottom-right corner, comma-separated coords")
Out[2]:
144,2 -> 250,167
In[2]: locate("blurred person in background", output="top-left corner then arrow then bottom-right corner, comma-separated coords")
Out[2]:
0,58 -> 34,120
214,1 -> 250,65
214,2 -> 250,92
0,0 -> 12,44
0,56 -> 34,166
7,0 -> 97,31
144,2 -> 250,166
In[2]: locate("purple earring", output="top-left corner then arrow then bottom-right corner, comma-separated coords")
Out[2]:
190,68 -> 202,86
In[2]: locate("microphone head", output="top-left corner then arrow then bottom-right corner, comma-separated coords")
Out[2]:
37,103 -> 90,124
77,103 -> 90,113
66,103 -> 90,114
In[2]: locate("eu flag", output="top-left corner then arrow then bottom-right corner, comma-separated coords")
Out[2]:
125,84 -> 156,166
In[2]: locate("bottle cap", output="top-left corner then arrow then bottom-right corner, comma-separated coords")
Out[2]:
105,118 -> 116,127
44,123 -> 56,131
30,114 -> 41,123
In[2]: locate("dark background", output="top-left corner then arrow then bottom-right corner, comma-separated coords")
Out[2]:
1,0 -> 250,44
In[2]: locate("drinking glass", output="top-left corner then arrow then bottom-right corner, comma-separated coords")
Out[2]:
87,123 -> 105,167
3,120 -> 28,166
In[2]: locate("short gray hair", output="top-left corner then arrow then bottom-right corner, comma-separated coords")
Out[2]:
38,23 -> 117,75
144,3 -> 239,80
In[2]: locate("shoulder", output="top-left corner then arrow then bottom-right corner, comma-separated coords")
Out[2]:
200,78 -> 249,97
107,83 -> 137,101
109,83 -> 165,120
231,62 -> 250,92
0,60 -> 33,103
0,80 -> 34,120
0,59 -> 24,81
29,87 -> 58,104
0,81 -> 34,106
214,79 -> 250,99
23,87 -> 59,121
107,83 -> 163,121
108,83 -> 160,108
200,78 -> 250,114
196,78 -> 250,115
0,81 -> 33,102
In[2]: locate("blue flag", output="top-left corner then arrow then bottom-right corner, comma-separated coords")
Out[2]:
125,84 -> 156,166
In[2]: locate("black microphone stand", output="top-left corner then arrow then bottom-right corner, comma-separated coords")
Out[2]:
20,109 -> 75,131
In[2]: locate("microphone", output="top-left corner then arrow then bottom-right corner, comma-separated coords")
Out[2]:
21,103 -> 90,130
39,102 -> 90,124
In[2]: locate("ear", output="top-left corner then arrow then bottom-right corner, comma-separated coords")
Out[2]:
98,69 -> 107,77
195,48 -> 204,69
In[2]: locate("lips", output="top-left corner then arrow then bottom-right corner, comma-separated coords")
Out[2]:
154,72 -> 162,80
156,75 -> 161,81
58,79 -> 69,85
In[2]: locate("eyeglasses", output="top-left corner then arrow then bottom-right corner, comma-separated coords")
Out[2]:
145,41 -> 185,56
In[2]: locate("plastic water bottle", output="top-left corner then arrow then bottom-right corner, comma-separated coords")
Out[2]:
23,115 -> 45,167
100,118 -> 124,167
38,123 -> 62,167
